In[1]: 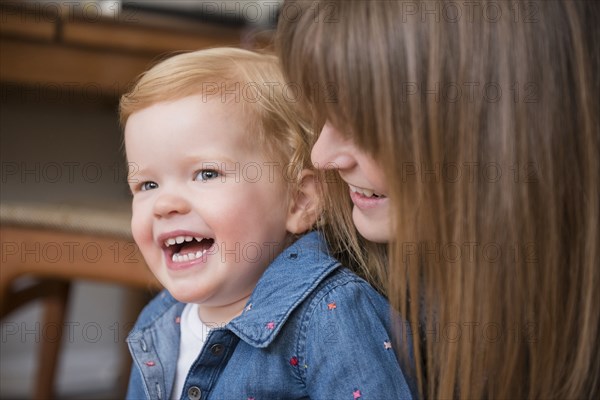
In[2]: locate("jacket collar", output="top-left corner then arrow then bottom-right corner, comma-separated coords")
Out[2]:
227,231 -> 340,348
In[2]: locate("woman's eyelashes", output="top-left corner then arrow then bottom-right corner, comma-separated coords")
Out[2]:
194,169 -> 220,182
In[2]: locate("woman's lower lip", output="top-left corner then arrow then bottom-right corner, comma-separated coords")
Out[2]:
349,189 -> 387,210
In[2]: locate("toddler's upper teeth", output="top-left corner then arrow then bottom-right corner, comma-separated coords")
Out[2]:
363,189 -> 374,197
163,235 -> 208,248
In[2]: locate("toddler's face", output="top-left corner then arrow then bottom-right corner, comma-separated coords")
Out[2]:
125,96 -> 291,320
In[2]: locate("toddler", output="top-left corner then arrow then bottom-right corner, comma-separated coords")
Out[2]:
120,48 -> 412,399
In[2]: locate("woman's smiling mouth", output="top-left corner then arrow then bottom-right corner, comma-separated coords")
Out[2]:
347,184 -> 388,210
348,184 -> 385,198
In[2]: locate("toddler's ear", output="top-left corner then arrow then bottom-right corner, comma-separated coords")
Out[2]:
286,169 -> 321,234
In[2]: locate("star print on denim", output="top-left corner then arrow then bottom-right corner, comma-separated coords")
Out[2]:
175,316 -> 181,324
266,321 -> 275,330
384,341 -> 393,350
290,356 -> 299,366
327,302 -> 337,310
145,361 -> 155,367
353,389 -> 362,399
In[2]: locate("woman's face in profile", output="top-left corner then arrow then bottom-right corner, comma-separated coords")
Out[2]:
312,122 -> 391,243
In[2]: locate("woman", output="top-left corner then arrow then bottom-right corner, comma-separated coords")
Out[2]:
277,0 -> 600,398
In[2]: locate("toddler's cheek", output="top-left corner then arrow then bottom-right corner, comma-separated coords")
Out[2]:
130,216 -> 151,255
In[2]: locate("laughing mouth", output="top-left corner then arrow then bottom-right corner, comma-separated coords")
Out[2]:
163,235 -> 215,263
348,184 -> 386,198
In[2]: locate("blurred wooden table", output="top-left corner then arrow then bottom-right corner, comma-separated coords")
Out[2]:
0,2 -> 273,398
0,202 -> 162,399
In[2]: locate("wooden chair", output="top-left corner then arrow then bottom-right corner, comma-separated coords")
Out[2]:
0,202 -> 161,399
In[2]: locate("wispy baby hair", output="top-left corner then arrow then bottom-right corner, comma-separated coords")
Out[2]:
120,47 -> 311,171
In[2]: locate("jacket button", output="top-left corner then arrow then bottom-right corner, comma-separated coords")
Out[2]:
187,386 -> 201,400
210,343 -> 224,356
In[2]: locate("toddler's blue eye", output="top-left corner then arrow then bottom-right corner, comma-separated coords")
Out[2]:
141,181 -> 158,191
195,170 -> 219,182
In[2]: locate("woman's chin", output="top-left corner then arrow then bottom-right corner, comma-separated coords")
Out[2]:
352,208 -> 391,243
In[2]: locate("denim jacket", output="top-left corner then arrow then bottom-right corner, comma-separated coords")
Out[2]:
126,232 -> 414,400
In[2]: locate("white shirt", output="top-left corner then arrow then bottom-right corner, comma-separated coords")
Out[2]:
171,303 -> 210,400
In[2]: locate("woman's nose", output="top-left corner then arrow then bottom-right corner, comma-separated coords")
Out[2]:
153,190 -> 191,217
311,122 -> 357,170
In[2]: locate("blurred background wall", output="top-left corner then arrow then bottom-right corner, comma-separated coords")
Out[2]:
0,1 -> 279,398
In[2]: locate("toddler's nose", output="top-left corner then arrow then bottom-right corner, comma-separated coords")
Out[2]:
153,191 -> 191,217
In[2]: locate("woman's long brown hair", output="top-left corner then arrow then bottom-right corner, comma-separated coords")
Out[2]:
277,1 -> 600,398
